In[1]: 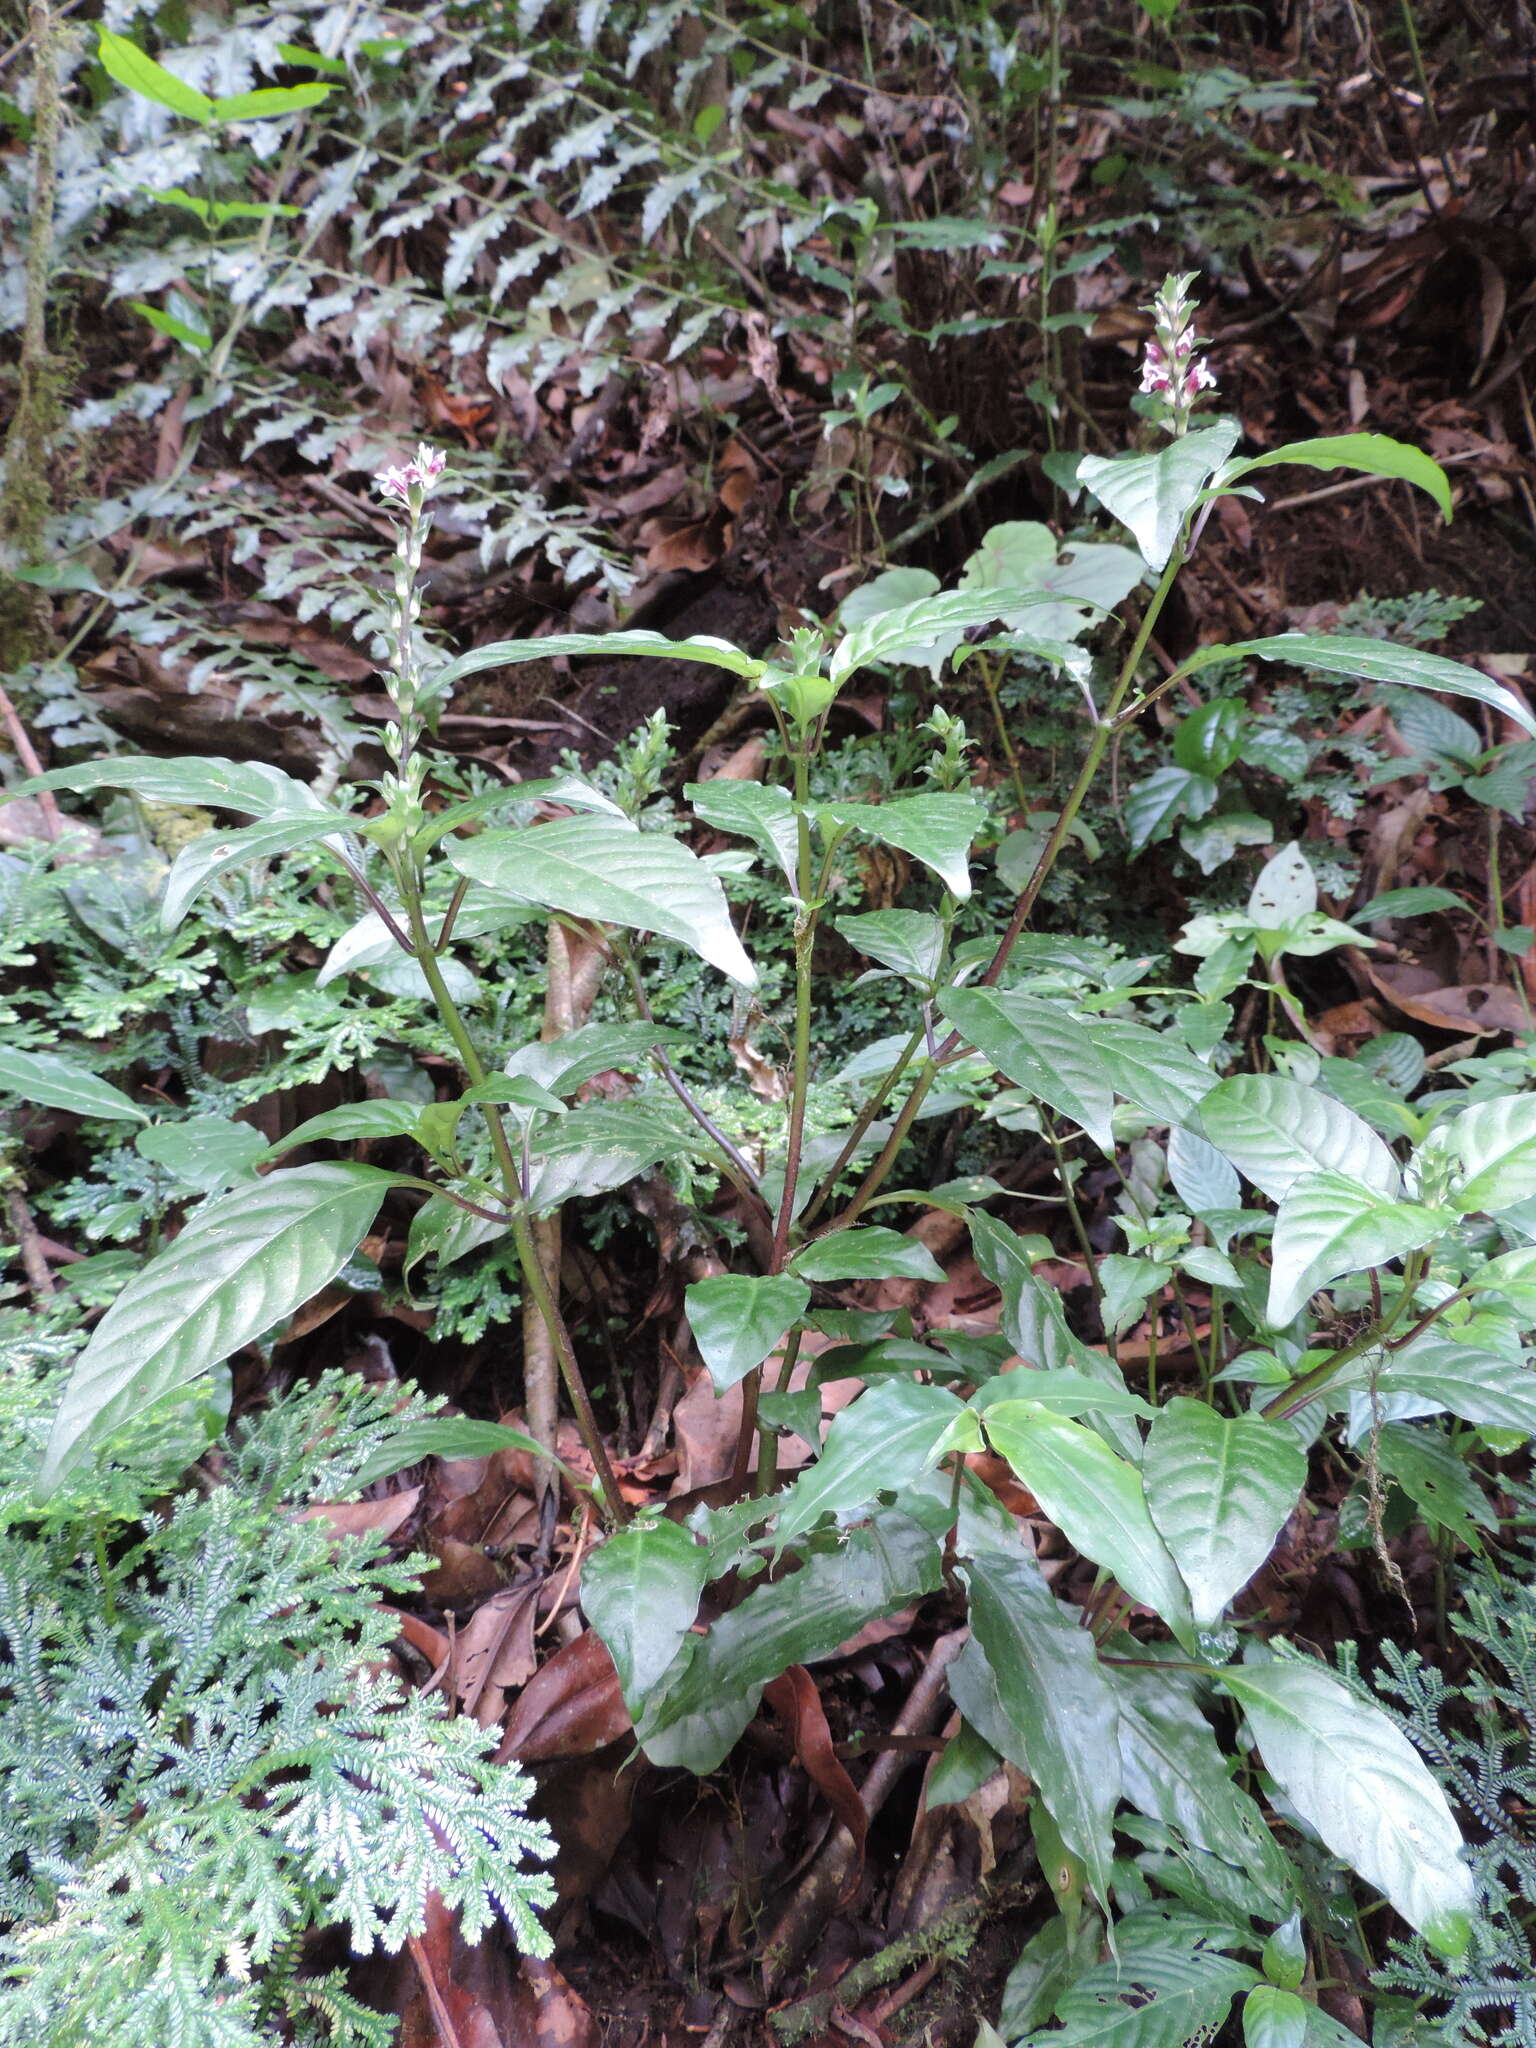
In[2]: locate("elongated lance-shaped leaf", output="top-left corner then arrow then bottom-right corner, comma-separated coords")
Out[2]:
582,1518 -> 710,1717
38,1164 -> 399,1493
96,27 -> 215,119
430,630 -> 763,697
983,1402 -> 1196,1646
1333,1326 -> 1536,1437
828,587 -> 1071,686
1198,1074 -> 1402,1205
1219,1658 -> 1473,1958
1216,434 -> 1453,521
1143,1399 -> 1308,1626
1191,635 -> 1536,741
161,811 -> 355,929
0,1046 -> 148,1123
939,986 -> 1115,1150
954,1551 -> 1121,1906
14,754 -> 328,818
448,811 -> 757,988
1266,1170 -> 1447,1327
1081,1015 -> 1219,1127
775,1379 -> 965,1545
638,1513 -> 942,1770
788,1225 -> 946,1284
351,1417 -> 584,1491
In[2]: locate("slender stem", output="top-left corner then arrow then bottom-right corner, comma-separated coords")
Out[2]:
435,875 -> 469,953
828,1061 -> 937,1233
399,870 -> 630,1525
748,1325 -> 803,1498
1259,1251 -> 1428,1422
798,1025 -> 925,1228
979,654 -> 1031,818
1046,1124 -> 1101,1306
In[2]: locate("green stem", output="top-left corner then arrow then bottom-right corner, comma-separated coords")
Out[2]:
798,1024 -> 925,1229
1259,1251 -> 1429,1422
398,870 -> 630,1525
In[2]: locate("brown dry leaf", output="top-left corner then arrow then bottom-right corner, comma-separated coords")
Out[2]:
495,1627 -> 631,1762
729,1030 -> 788,1102
299,1486 -> 420,1541
418,1535 -> 505,1608
508,1956 -> 600,2048
1363,958 -> 1530,1036
398,1892 -> 515,2048
453,1581 -> 542,1725
765,1666 -> 868,1899
743,309 -> 793,420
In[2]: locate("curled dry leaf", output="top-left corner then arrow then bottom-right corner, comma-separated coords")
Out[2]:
495,1626 -> 631,1763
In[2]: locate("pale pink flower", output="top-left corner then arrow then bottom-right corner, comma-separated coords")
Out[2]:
373,442 -> 448,505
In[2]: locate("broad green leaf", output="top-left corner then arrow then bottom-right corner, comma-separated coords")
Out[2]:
135,1115 -> 267,1192
38,1164 -> 397,1493
582,1518 -> 710,1715
828,587 -> 1063,686
1243,1985 -> 1308,2048
133,302 -> 212,351
961,521 -> 1144,642
1099,1254 -> 1171,1337
0,1046 -> 147,1124
96,28 -> 214,120
262,1100 -> 427,1157
211,83 -> 332,120
685,1273 -> 810,1392
1167,1125 -> 1240,1218
504,1020 -> 689,1098
998,1910 -> 1105,2039
835,909 -> 946,987
685,779 -> 800,890
818,792 -> 986,900
774,1379 -> 964,1544
939,987 -> 1115,1150
1083,1016 -> 1218,1127
403,1190 -> 506,1283
789,1226 -> 946,1284
1144,1399 -> 1307,1626
1374,1422 -> 1495,1551
1336,1328 -> 1536,1438
1199,636 -> 1536,741
970,1369 -> 1156,1421
449,812 -> 757,987
638,1513 -> 941,1769
1445,1094 -> 1536,1212
983,1403 -> 1196,1644
1219,1659 -> 1473,1957
1351,885 -> 1464,924
1174,698 -> 1247,776
837,565 -> 940,627
956,1551 -> 1121,1905
351,1417 -> 581,1490
1109,1657 -> 1296,1912
1025,1936 -> 1257,2047
1469,1247 -> 1536,1320
525,1099 -> 702,1211
15,753 -> 325,819
1220,435 -> 1452,522
1198,1075 -> 1401,1204
1267,1170 -> 1447,1326
926,1720 -> 1003,1809
1123,764 -> 1219,851
1180,811 -> 1273,874
1077,419 -> 1243,571
431,630 -> 762,698
160,811 -> 351,928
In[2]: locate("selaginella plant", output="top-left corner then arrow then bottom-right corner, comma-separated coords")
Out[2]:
10,274 -> 1536,2037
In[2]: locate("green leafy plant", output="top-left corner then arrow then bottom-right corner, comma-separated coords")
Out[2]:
0,1365 -> 555,2048
11,278 -> 1536,2035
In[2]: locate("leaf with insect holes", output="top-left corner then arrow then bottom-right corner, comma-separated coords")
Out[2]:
1219,1658 -> 1473,1958
1144,1399 -> 1308,1626
1267,1171 -> 1448,1326
0,1047 -> 147,1124
449,812 -> 757,988
38,1164 -> 401,1493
